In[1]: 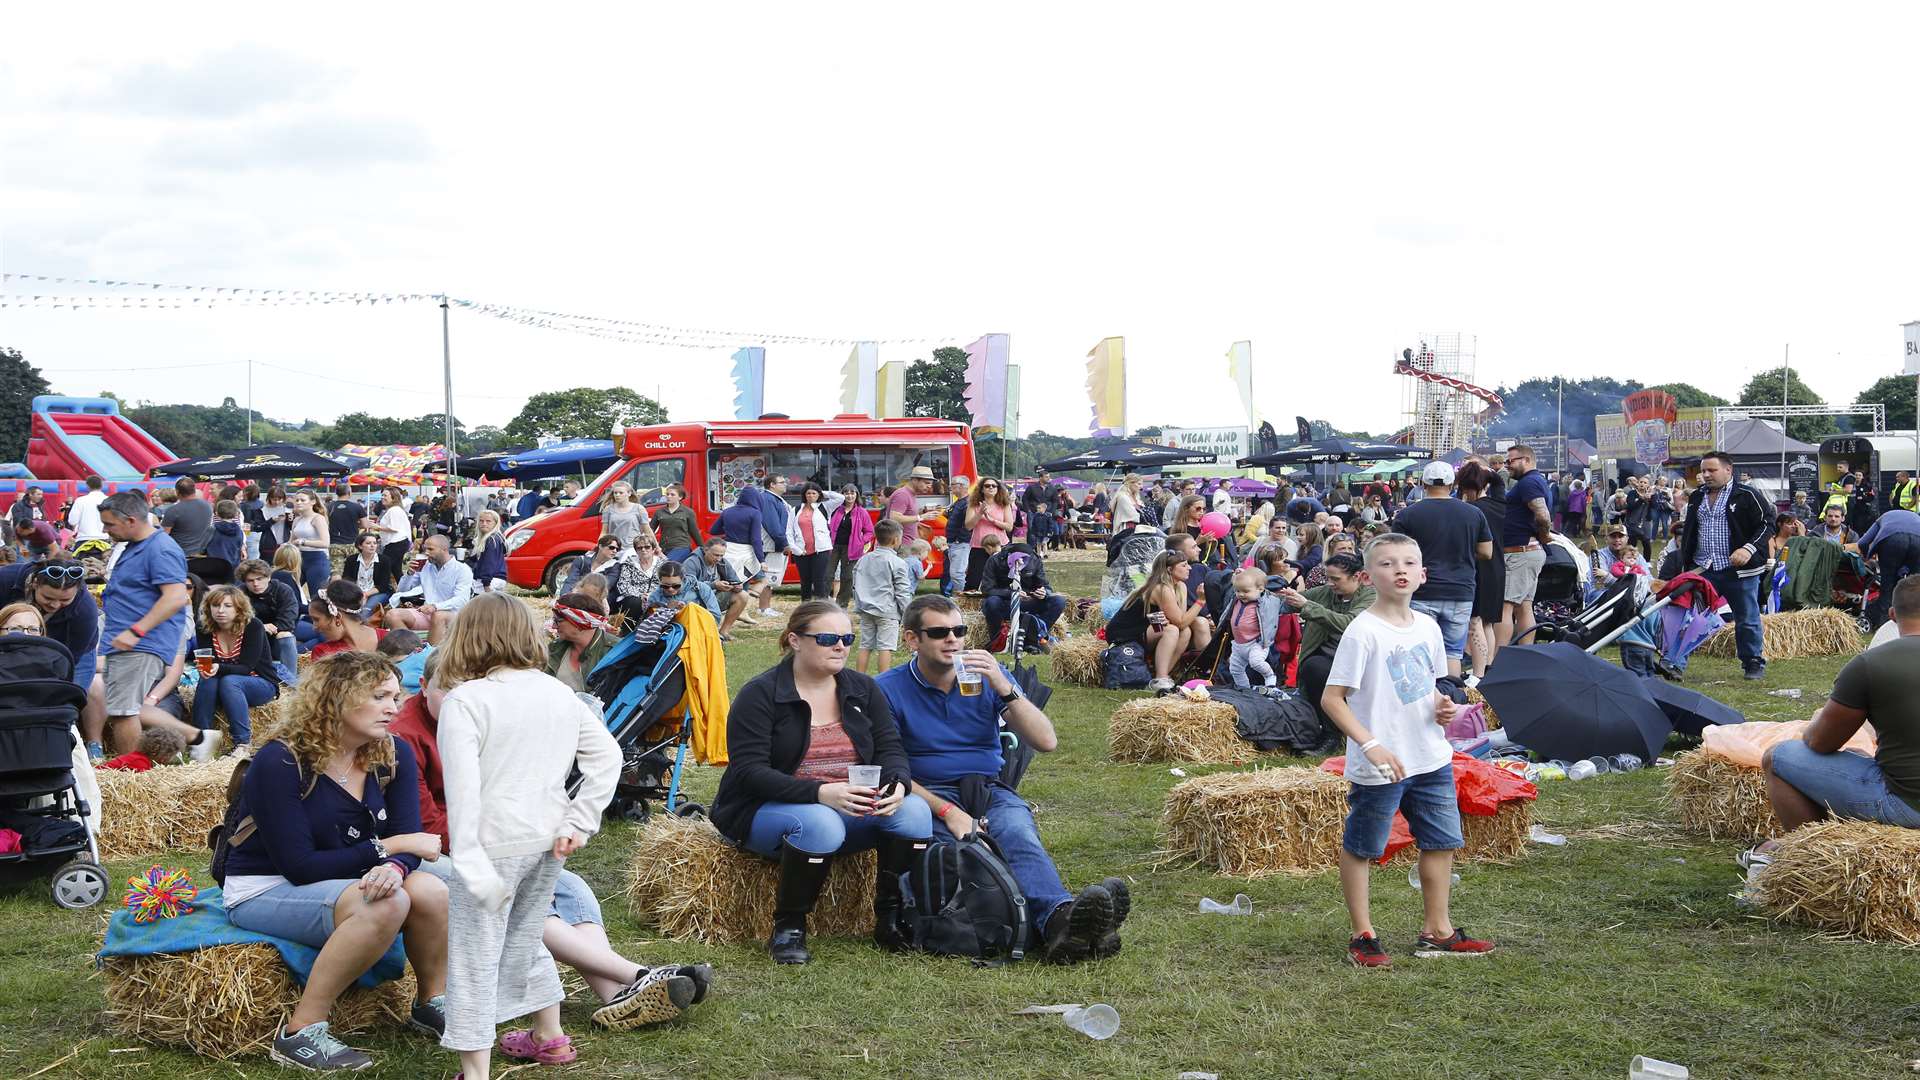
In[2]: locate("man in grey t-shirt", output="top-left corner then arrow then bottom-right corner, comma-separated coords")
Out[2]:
159,476 -> 214,557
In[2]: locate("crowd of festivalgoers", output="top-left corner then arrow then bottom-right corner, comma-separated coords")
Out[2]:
11,447 -> 1920,1065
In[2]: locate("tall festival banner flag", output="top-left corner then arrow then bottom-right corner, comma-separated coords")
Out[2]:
1226,340 -> 1257,428
730,347 -> 766,420
962,333 -> 1011,435
875,360 -> 906,419
840,342 -> 878,415
1085,336 -> 1126,438
1005,365 -> 1023,440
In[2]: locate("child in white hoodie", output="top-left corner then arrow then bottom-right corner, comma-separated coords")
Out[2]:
435,593 -> 622,1079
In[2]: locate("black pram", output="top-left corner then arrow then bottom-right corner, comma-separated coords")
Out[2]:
0,636 -> 109,908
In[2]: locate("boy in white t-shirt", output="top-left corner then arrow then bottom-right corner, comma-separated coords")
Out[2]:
1323,533 -> 1495,968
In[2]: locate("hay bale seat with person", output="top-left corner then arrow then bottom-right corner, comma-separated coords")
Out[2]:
1699,607 -> 1863,660
102,944 -> 416,1060
626,814 -> 877,943
1752,819 -> 1920,943
1162,766 -> 1533,877
1666,749 -> 1781,842
1050,634 -> 1106,688
1110,696 -> 1266,765
94,756 -> 243,861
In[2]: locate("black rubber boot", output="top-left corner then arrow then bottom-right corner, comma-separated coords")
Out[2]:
769,841 -> 834,964
873,835 -> 929,952
1092,876 -> 1130,959
1042,883 -> 1114,964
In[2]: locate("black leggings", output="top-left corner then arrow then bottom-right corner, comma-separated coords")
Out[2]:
794,552 -> 833,601
1295,646 -> 1337,731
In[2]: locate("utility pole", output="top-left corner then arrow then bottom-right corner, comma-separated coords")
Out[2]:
441,296 -> 457,497
1780,344 -> 1790,501
246,356 -> 254,446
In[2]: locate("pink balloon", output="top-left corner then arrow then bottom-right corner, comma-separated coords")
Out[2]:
1199,511 -> 1232,539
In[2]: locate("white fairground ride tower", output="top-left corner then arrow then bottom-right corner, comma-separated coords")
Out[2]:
1394,332 -> 1503,453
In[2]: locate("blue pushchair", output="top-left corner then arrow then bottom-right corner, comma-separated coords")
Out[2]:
586,621 -> 699,822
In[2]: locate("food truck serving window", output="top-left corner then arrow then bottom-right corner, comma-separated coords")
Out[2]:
709,446 -> 949,509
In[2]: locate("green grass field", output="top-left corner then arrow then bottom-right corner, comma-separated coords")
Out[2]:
4,555 -> 1917,1078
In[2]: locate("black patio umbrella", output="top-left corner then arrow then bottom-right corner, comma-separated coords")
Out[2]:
434,448 -> 532,478
1238,436 -> 1432,469
152,444 -> 350,482
1037,440 -> 1216,473
1643,680 -> 1747,737
314,448 -> 372,472
1478,642 -> 1674,763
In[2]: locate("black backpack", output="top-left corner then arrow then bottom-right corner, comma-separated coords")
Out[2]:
208,754 -> 393,885
1101,641 -> 1151,690
901,832 -> 1030,964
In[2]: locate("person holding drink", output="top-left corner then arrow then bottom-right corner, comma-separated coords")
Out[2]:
711,600 -> 933,966
877,595 -> 1131,964
189,584 -> 283,751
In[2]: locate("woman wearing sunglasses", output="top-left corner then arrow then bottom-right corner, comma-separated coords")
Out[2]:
0,559 -> 98,688
710,600 -> 932,966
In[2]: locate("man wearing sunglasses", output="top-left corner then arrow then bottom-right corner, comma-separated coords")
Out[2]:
875,595 -> 1131,964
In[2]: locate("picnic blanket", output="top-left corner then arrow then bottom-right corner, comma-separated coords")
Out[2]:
1319,752 -> 1538,862
97,885 -> 406,989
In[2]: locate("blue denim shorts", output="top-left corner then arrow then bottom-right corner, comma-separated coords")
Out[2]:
1769,741 -> 1920,828
226,878 -> 355,949
1411,599 -> 1472,660
1343,762 -> 1465,860
550,868 -> 604,926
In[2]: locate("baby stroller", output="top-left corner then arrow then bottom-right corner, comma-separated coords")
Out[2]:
1529,535 -> 1590,625
586,605 -> 725,822
0,636 -> 109,909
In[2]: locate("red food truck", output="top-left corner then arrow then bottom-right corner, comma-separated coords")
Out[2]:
503,415 -> 978,591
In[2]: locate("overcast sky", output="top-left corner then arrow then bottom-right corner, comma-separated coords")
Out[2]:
5,4 -> 1919,444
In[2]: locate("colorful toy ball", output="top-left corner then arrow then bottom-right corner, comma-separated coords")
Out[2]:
124,866 -> 198,924
1199,512 -> 1232,540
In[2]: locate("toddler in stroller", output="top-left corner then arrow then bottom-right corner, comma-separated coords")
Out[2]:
0,635 -> 109,908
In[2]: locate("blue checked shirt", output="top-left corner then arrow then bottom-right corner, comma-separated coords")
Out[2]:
1694,487 -> 1732,571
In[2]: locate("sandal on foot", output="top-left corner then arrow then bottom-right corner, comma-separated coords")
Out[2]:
498,1030 -> 577,1064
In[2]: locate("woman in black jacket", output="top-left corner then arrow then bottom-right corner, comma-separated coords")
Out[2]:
190,584 -> 282,749
341,531 -> 398,612
710,600 -> 932,965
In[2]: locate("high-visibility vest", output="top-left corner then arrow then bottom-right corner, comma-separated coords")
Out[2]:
1896,480 -> 1918,512
1823,488 -> 1851,514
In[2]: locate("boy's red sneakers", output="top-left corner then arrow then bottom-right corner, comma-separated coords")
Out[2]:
1346,934 -> 1392,969
1413,927 -> 1496,958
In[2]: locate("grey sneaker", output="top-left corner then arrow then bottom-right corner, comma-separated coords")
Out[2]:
407,994 -> 446,1038
592,968 -> 697,1031
270,1021 -> 372,1072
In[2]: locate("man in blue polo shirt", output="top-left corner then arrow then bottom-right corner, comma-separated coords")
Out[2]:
98,492 -> 197,758
875,595 -> 1130,964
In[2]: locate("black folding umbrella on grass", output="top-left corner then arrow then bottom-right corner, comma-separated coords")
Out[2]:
1643,680 -> 1747,737
1478,642 -> 1674,763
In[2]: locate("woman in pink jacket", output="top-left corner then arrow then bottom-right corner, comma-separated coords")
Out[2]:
828,484 -> 875,607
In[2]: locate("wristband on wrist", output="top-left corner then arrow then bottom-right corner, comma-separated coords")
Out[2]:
131,624 -> 146,638
1359,738 -> 1381,753
930,800 -> 950,817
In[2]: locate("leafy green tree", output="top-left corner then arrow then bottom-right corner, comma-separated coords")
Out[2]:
330,412 -> 464,446
1130,426 -> 1163,439
1738,367 -> 1840,443
503,387 -> 667,445
1855,373 -> 1917,431
1487,376 -> 1643,444
904,346 -> 970,422
0,347 -> 51,463
124,402 -> 250,458
1649,382 -> 1730,408
465,425 -> 509,453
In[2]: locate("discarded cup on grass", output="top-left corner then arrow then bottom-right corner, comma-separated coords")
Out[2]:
1529,825 -> 1568,846
1628,1055 -> 1688,1079
1198,894 -> 1251,915
1407,864 -> 1460,890
1609,754 -> 1644,773
1062,1004 -> 1119,1040
1768,688 -> 1803,700
1566,759 -> 1599,781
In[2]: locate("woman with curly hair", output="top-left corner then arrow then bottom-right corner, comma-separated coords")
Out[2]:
222,651 -> 450,1072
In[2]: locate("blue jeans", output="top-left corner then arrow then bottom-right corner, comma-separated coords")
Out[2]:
1769,740 -> 1920,828
1410,598 -> 1472,660
296,619 -> 321,652
272,633 -> 299,684
983,593 -> 1069,646
742,797 -> 934,858
943,543 -> 971,596
1343,762 -> 1464,860
191,673 -> 276,745
1703,567 -> 1764,668
300,549 -> 331,599
922,780 -> 1072,935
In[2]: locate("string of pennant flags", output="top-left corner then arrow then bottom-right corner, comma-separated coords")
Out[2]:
0,272 -> 959,349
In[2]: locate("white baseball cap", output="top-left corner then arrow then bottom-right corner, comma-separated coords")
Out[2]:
1422,461 -> 1457,486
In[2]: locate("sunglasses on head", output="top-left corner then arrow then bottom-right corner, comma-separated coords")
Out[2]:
34,563 -> 86,585
913,624 -> 965,639
807,632 -> 857,647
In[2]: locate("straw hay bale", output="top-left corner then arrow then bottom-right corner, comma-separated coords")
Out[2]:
1050,635 -> 1106,688
1162,768 -> 1349,876
1111,698 -> 1261,765
955,592 -> 984,613
103,943 -> 415,1060
1386,801 -> 1534,866
1753,819 -> 1920,943
964,610 -> 991,650
1700,607 -> 1862,660
1666,750 -> 1780,842
96,757 -> 242,860
626,815 -> 876,943
1464,686 -> 1500,729
1065,596 -> 1108,631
